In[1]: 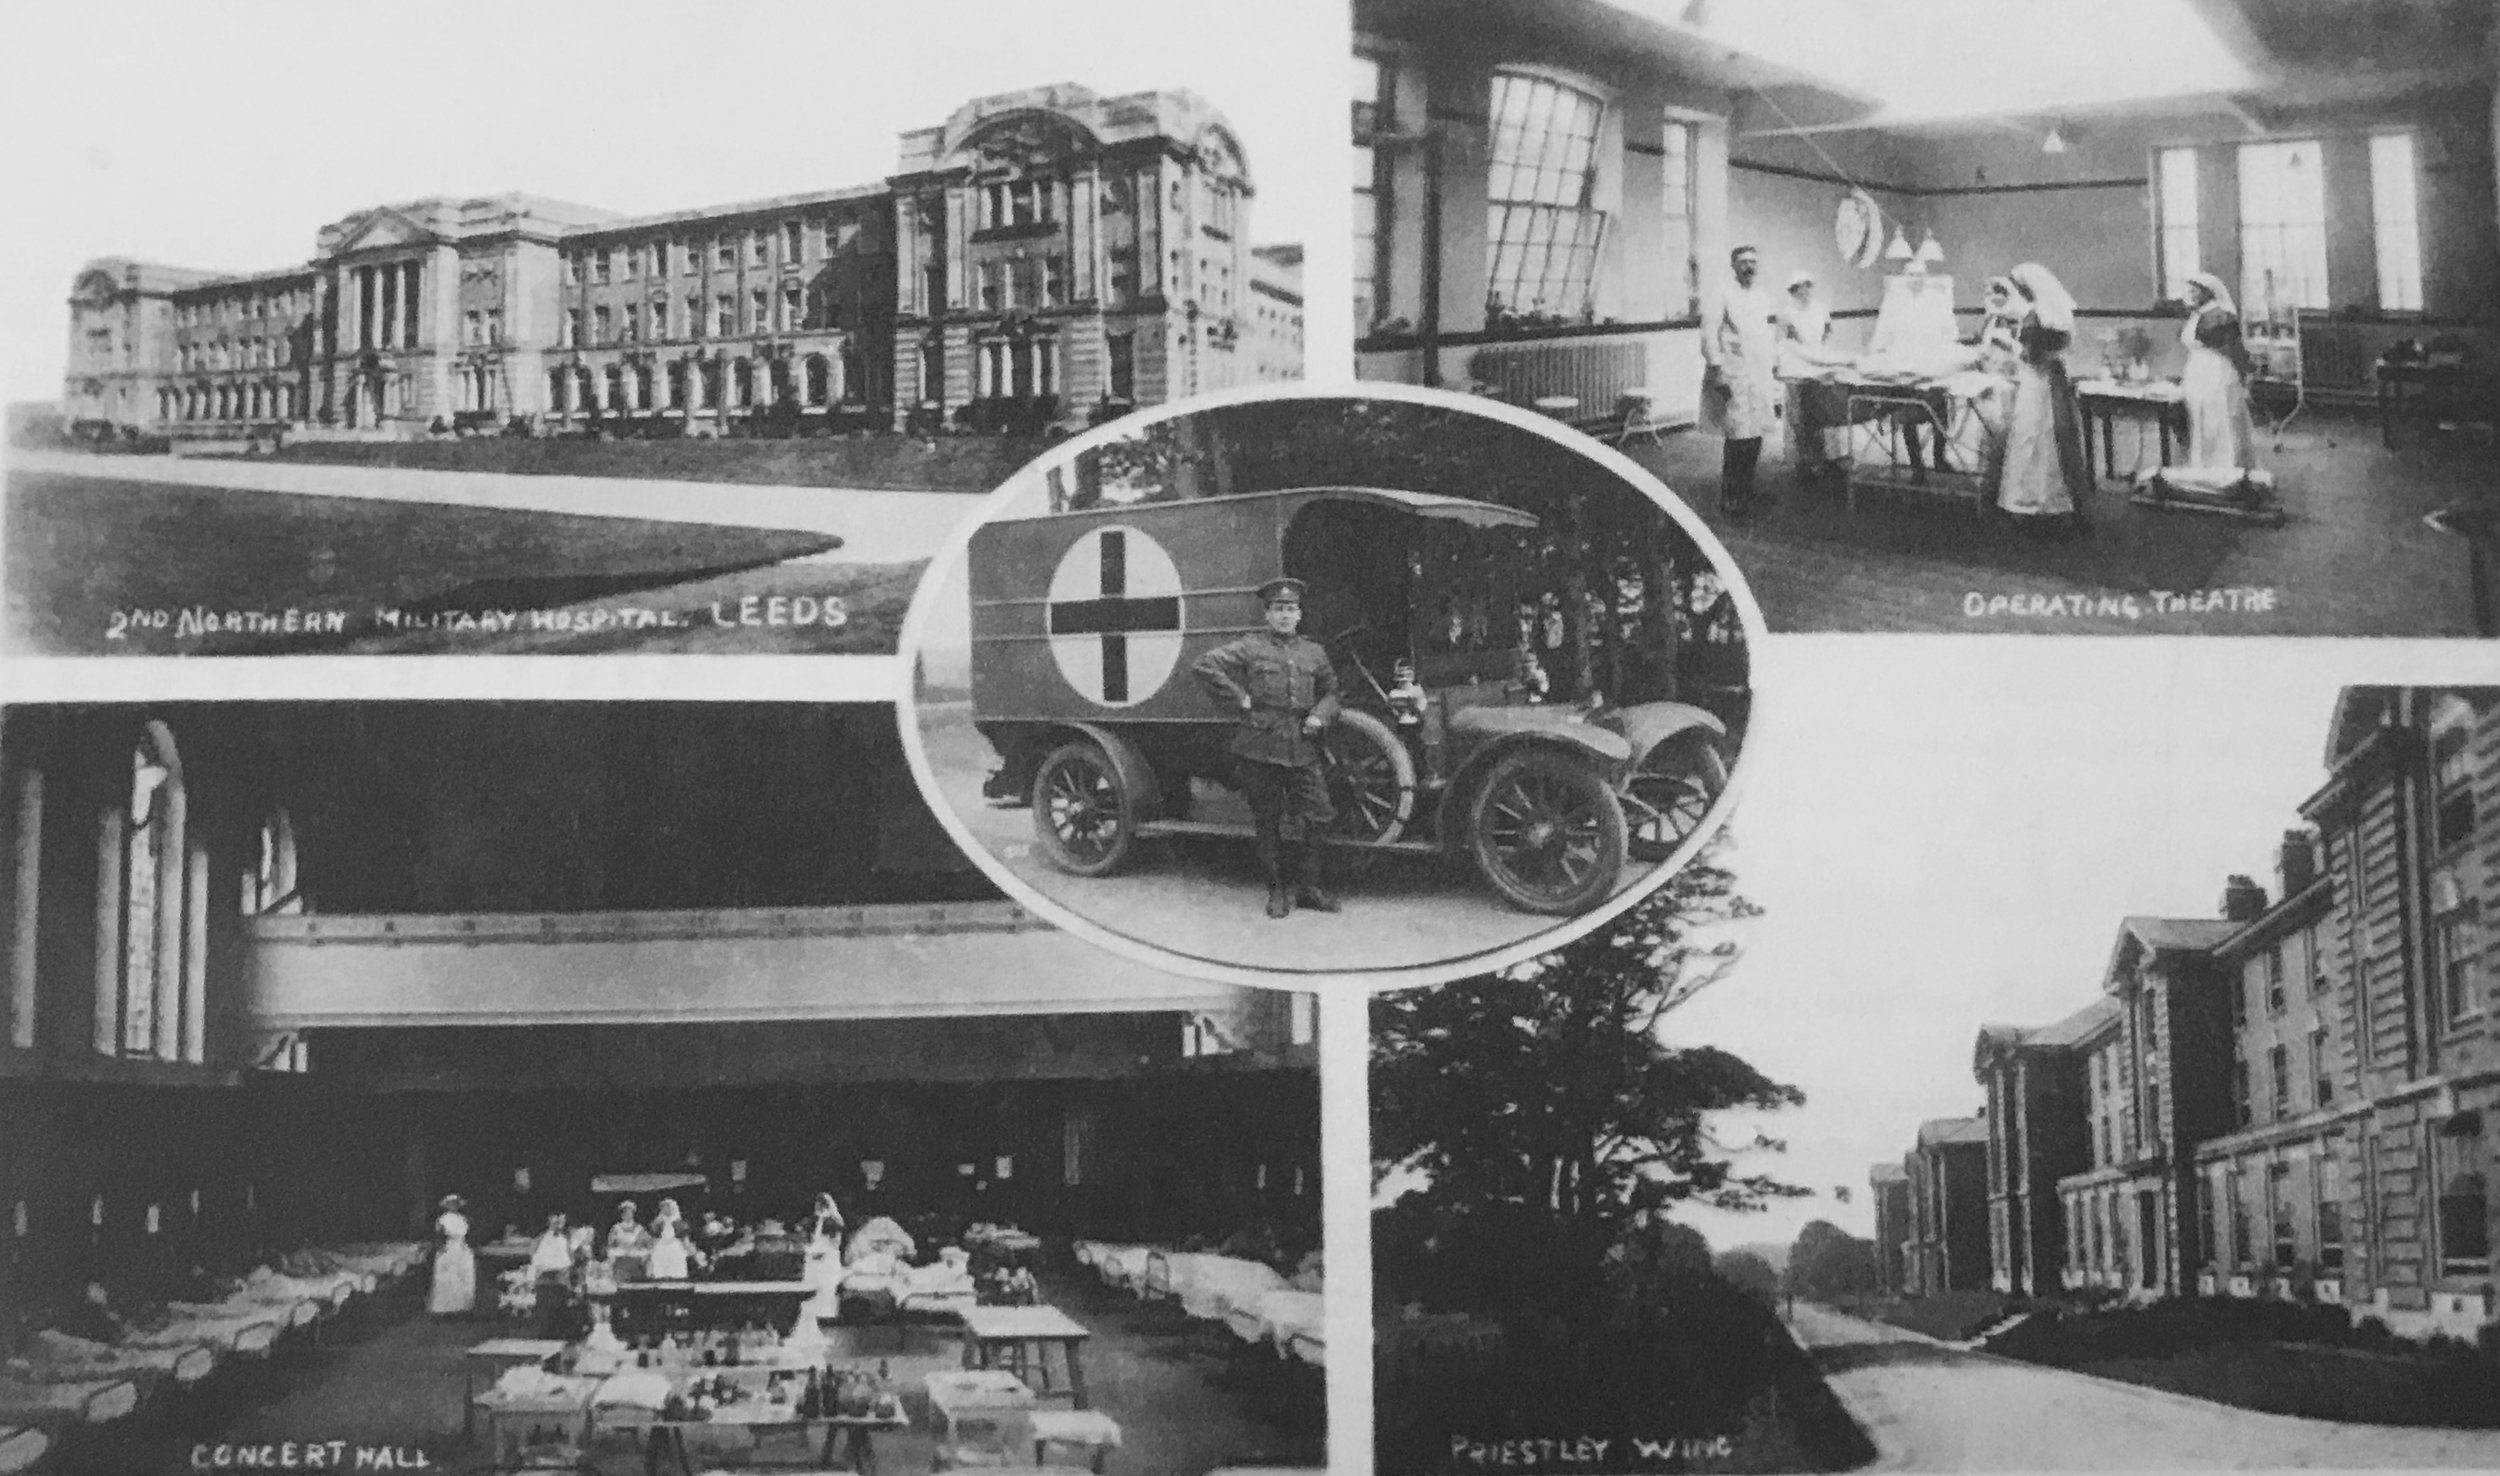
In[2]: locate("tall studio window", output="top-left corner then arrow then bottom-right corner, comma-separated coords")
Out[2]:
2435,1114 -> 2489,1277
2316,1154 -> 2344,1271
2268,1162 -> 2296,1267
2435,905 -> 2481,1026
2160,148 -> 2200,302
1661,117 -> 1698,319
241,810 -> 300,916
2369,132 -> 2423,313
1485,69 -> 1607,323
2238,139 -> 2328,311
1352,52 -> 1388,331
2430,695 -> 2476,851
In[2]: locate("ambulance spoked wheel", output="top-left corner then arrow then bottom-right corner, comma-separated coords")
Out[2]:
1323,710 -> 1418,847
1466,748 -> 1627,915
1625,740 -> 1727,864
1030,739 -> 1138,877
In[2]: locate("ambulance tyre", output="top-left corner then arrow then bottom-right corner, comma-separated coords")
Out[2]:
1031,738 -> 1139,877
1323,710 -> 1418,846
1467,748 -> 1627,915
1626,739 -> 1727,863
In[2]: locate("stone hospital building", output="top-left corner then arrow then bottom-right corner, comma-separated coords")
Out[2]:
1884,688 -> 2500,1342
60,85 -> 1302,439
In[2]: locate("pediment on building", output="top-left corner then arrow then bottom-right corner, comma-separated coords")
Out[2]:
947,108 -> 1099,175
1193,122 -> 1252,191
328,207 -> 439,258
72,268 -> 123,304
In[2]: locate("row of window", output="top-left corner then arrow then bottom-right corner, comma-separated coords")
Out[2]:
564,218 -> 863,286
543,352 -> 865,416
2155,132 -> 2424,314
162,382 -> 300,423
177,338 -> 291,373
2233,1025 -> 2338,1127
563,285 -> 837,348
176,291 -> 308,328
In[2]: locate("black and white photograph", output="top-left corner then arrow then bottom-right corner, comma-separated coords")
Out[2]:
1372,645 -> 2500,1474
2,0 -> 1327,656
902,387 -> 1758,985
0,701 -> 1325,1476
1353,0 -> 2499,635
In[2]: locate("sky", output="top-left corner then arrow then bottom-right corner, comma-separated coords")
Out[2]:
1667,637 -> 2467,1251
0,0 -> 1350,406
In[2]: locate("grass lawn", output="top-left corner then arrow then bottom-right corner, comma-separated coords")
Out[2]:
1986,1300 -> 2500,1427
255,432 -> 1047,493
6,469 -> 849,655
2070,1342 -> 2500,1428
1830,1290 -> 2014,1343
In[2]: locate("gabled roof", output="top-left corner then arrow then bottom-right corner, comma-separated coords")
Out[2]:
1916,1116 -> 1988,1148
2102,915 -> 2238,994
1973,995 -> 2120,1075
1869,1162 -> 1906,1185
2032,997 -> 2122,1048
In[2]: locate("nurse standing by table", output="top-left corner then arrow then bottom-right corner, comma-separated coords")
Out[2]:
1996,262 -> 2092,534
2180,271 -> 2259,472
1778,271 -> 1854,483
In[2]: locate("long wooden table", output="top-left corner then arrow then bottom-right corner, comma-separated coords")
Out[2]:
955,1305 -> 1093,1408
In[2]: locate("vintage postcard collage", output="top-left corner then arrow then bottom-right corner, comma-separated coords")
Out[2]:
3,1 -> 2498,1472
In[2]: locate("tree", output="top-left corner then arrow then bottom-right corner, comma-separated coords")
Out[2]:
1715,1249 -> 1781,1306
1786,1219 -> 1880,1301
1371,845 -> 1805,1251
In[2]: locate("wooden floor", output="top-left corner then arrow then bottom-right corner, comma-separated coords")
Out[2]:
1619,411 -> 2495,636
46,1269 -> 1321,1475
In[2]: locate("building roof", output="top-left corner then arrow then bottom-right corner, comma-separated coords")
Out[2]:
2118,916 -> 2242,953
2032,996 -> 2122,1047
1868,1162 -> 1907,1184
72,257 -> 226,297
1916,1116 -> 1989,1148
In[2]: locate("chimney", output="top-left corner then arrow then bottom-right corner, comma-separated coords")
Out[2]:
2278,829 -> 2319,896
2222,874 -> 2269,922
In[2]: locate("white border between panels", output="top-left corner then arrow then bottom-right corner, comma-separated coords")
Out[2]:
0,654 -> 912,705
892,379 -> 1773,995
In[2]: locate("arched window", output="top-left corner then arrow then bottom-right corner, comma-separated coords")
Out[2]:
667,361 -> 689,410
547,367 -> 569,413
602,364 -> 625,410
634,364 -> 655,412
241,808 -> 301,917
1485,69 -> 1609,322
733,360 -> 755,408
98,723 -> 195,1061
805,354 -> 831,406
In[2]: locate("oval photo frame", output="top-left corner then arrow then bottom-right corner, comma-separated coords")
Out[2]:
895,381 -> 1770,991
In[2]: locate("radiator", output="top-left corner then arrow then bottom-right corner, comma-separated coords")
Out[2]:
2300,320 -> 2372,392
1464,339 -> 1647,421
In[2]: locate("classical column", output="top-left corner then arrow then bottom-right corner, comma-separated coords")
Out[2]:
181,840 -> 207,1064
8,770 -> 40,1051
91,807 -> 122,1055
150,781 -> 183,1062
404,260 -> 422,348
379,266 -> 398,350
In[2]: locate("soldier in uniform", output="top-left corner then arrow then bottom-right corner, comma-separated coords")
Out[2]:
1192,578 -> 1343,918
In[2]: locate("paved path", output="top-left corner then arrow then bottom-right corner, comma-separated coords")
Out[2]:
6,450 -> 978,565
1789,1302 -> 2500,1470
